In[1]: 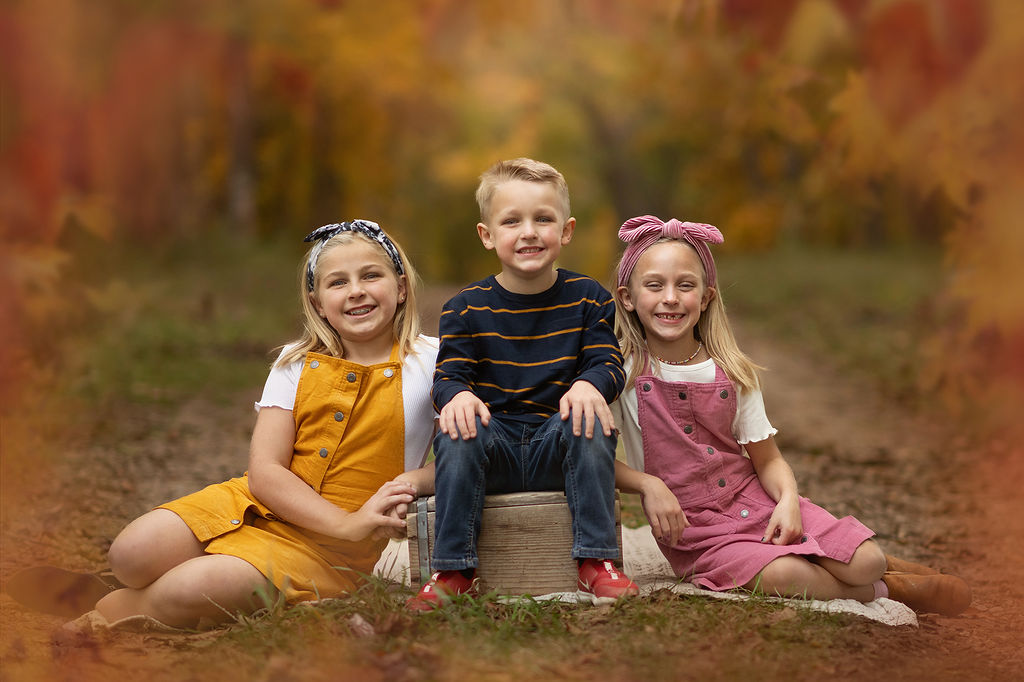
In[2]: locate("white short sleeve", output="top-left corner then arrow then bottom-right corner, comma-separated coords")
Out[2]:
734,387 -> 777,445
401,335 -> 440,470
255,346 -> 304,411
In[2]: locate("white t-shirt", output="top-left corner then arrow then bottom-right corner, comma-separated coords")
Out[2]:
611,357 -> 777,473
255,335 -> 439,471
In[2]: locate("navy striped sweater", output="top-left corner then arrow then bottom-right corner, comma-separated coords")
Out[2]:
432,269 -> 626,424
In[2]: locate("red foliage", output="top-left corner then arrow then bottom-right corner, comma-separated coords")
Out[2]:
719,0 -> 801,49
859,0 -> 988,127
0,9 -> 65,244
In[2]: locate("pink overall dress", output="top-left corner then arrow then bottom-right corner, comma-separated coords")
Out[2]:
636,362 -> 875,591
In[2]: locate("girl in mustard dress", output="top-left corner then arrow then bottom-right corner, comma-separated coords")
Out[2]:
92,220 -> 437,628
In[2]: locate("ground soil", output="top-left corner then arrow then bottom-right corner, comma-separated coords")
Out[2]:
1,294 -> 1022,681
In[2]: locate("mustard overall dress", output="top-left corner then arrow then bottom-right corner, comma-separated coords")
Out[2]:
159,347 -> 405,602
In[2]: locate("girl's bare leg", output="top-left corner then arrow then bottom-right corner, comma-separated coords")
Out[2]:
107,509 -> 207,588
96,554 -> 274,628
806,536 -> 888,585
745,555 -> 876,602
812,538 -> 887,587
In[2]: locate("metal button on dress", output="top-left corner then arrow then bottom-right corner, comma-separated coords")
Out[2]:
346,372 -> 357,382
310,360 -> 319,369
230,519 -> 241,525
383,368 -> 394,378
319,447 -> 329,458
740,509 -> 749,518
717,478 -> 726,487
678,391 -> 687,400
720,390 -> 729,399
706,447 -> 715,454
683,425 -> 693,434
642,383 -> 651,392
801,536 -> 808,543
334,412 -> 344,422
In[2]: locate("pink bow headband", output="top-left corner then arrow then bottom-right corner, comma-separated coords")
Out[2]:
616,215 -> 724,289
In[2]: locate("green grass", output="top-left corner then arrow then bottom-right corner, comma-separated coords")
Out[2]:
52,229 -> 305,408
193,578 -> 866,682
717,245 -> 944,407
46,239 -> 943,412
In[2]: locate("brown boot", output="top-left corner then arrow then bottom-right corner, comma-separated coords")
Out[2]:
882,572 -> 972,616
885,554 -> 941,576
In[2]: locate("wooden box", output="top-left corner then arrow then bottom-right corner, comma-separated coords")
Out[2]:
407,490 -> 622,596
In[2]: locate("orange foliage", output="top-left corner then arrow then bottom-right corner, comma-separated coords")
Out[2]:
1,0 -> 1020,429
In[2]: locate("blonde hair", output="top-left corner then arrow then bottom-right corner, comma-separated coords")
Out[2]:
613,238 -> 763,393
475,158 -> 571,223
275,230 -> 421,367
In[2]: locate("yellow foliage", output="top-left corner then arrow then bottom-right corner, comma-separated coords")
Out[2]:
721,199 -> 785,252
57,194 -> 116,240
827,72 -> 894,180
780,0 -> 851,66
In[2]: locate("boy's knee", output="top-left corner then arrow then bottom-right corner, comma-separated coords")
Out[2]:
435,432 -> 487,462
562,423 -> 616,459
434,433 -> 491,482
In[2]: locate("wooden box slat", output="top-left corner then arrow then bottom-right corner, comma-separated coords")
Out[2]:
407,490 -> 622,595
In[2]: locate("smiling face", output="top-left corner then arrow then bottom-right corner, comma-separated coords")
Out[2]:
310,237 -> 406,362
476,179 -> 575,294
617,240 -> 715,361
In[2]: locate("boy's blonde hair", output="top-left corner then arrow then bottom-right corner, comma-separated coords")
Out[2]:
276,231 -> 421,367
613,238 -> 763,393
475,158 -> 571,222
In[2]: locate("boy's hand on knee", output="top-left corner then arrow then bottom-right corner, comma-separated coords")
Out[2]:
439,391 -> 491,440
559,381 -> 615,438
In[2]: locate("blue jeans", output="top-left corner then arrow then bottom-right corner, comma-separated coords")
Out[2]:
430,412 -> 619,570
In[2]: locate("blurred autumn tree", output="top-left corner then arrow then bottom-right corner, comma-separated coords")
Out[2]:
2,0 -> 1021,428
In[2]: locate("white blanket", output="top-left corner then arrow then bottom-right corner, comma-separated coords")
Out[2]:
375,525 -> 918,627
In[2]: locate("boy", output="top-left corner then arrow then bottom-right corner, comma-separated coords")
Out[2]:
407,158 -> 638,610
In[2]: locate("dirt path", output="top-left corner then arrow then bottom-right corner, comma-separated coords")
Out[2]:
1,304 -> 1021,680
739,324 -> 1024,679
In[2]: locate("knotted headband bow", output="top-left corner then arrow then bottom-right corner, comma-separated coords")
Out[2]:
616,215 -> 723,289
303,219 -> 404,291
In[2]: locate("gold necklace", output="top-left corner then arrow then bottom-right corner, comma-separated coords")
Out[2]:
654,342 -> 702,366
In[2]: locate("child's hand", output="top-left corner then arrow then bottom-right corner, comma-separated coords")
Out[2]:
639,475 -> 688,546
346,480 -> 416,542
762,495 -> 803,545
375,505 -> 409,540
439,391 -> 491,440
559,380 -> 615,438
374,473 -> 421,540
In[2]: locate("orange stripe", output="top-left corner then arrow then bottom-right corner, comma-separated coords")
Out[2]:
437,355 -> 579,368
475,381 -> 570,394
443,327 -> 585,341
459,298 -> 608,315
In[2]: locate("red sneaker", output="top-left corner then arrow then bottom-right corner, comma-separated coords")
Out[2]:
406,570 -> 476,611
577,559 -> 639,603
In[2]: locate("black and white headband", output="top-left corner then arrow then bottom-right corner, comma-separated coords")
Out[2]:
303,219 -> 405,291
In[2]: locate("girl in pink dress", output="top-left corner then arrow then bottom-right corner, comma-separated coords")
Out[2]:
610,215 -> 971,616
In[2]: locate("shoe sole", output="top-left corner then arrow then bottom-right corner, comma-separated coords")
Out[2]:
575,590 -> 635,605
